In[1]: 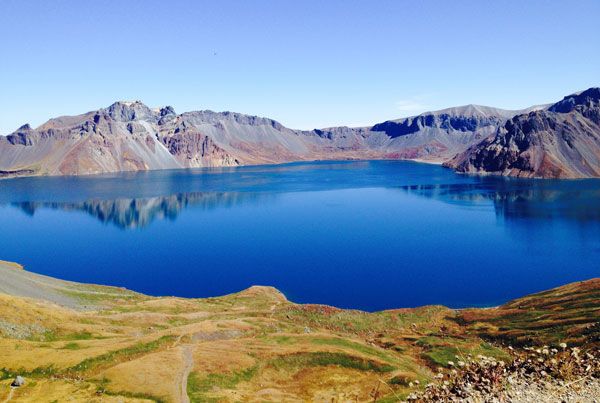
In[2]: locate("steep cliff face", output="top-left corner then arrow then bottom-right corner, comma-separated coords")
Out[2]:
161,132 -> 239,167
446,88 -> 600,178
371,105 -> 515,138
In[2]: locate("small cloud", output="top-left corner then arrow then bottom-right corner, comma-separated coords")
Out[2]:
395,99 -> 428,113
395,92 -> 439,116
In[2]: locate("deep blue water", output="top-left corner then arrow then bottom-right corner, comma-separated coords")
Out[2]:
1,160 -> 599,311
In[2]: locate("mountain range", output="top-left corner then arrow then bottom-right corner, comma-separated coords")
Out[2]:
446,88 -> 600,178
1,87 -> 599,179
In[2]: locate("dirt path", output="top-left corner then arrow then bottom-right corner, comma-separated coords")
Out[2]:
2,387 -> 14,403
269,300 -> 282,318
179,345 -> 194,403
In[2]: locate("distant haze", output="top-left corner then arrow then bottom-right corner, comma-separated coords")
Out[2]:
0,0 -> 599,134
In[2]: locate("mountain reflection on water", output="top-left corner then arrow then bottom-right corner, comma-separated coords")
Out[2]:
7,174 -> 600,229
400,179 -> 600,223
11,192 -> 273,229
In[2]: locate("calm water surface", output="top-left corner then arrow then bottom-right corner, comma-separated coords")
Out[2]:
1,160 -> 599,311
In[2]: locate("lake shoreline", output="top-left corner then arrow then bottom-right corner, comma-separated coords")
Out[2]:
0,259 -> 596,314
0,157 -> 447,181
2,160 -> 599,311
0,259 -> 598,402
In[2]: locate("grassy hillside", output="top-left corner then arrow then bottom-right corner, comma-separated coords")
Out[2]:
0,261 -> 597,402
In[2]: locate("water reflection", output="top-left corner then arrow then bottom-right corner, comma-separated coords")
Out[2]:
400,179 -> 600,223
10,192 -> 273,229
4,171 -> 600,230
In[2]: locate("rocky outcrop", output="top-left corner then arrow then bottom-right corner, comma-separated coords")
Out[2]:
161,132 -> 239,167
446,88 -> 600,178
11,376 -> 25,387
0,169 -> 36,178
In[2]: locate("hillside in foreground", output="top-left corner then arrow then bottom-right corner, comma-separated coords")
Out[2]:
0,260 -> 598,402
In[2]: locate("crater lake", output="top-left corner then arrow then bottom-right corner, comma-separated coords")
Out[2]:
1,160 -> 599,311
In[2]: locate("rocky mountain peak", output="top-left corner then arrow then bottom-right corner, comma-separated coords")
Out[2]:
6,123 -> 36,145
105,100 -> 157,122
548,87 -> 600,113
17,123 -> 32,131
157,105 -> 177,125
159,105 -> 176,117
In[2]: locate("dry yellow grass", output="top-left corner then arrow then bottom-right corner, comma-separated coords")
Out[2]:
0,261 -> 597,402
99,348 -> 186,401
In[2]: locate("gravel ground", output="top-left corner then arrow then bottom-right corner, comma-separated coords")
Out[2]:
503,376 -> 599,402
408,346 -> 599,402
0,260 -> 85,309
0,260 -> 131,310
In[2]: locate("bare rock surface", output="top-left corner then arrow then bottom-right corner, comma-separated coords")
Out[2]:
10,376 -> 25,387
446,88 -> 600,178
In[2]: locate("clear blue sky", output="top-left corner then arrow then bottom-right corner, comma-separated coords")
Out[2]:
1,0 -> 598,134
